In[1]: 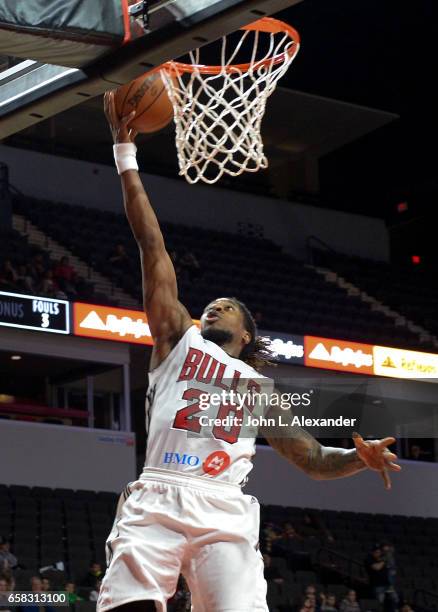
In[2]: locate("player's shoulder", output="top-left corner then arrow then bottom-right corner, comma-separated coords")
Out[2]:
230,354 -> 271,381
177,323 -> 201,343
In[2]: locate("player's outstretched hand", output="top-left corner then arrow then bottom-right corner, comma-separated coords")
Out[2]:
104,90 -> 138,144
352,432 -> 401,491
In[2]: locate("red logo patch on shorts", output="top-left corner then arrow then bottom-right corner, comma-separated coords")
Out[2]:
202,451 -> 230,476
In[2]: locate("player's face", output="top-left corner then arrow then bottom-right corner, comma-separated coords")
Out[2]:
201,298 -> 245,338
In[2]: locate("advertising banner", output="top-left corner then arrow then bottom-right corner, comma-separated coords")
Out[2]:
304,335 -> 374,375
73,302 -> 153,345
374,345 -> 438,379
261,330 -> 305,365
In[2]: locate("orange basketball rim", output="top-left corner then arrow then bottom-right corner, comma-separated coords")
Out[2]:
152,17 -> 301,185
160,17 -> 300,76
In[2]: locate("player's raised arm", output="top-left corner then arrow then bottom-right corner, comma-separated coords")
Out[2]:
104,91 -> 192,368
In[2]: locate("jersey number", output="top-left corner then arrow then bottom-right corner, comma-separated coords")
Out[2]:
173,388 -> 242,444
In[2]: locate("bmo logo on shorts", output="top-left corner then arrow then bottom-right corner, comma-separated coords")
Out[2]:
202,451 -> 230,476
163,452 -> 200,467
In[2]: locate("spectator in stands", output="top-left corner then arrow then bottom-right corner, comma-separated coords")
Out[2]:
275,522 -> 311,570
282,522 -> 303,541
89,579 -> 101,602
16,264 -> 35,293
81,561 -> 103,587
381,541 -> 397,587
304,585 -> 318,600
300,511 -> 334,543
20,576 -> 56,612
38,270 -> 59,298
408,444 -> 431,461
320,593 -> 338,612
261,522 -> 282,553
304,591 -> 318,612
30,576 -> 42,592
296,584 -> 319,612
0,538 -> 17,572
53,256 -> 77,294
275,521 -> 303,552
41,577 -> 51,592
262,554 -> 283,585
399,605 -> 414,612
365,545 -> 398,610
0,260 -> 18,290
55,286 -> 68,300
0,569 -> 13,595
65,582 -> 82,604
28,253 -> 46,283
33,267 -> 66,300
0,577 -> 12,612
339,590 -> 360,612
109,243 -> 130,269
303,584 -> 321,610
300,596 -> 316,612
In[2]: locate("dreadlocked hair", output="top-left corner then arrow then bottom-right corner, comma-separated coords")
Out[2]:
226,297 -> 275,372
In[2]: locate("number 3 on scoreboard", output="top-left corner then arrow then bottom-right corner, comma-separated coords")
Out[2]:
41,313 -> 50,328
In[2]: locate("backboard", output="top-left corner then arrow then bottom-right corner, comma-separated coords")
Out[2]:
0,0 -> 303,138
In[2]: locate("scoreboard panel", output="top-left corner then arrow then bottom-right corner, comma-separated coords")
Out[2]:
0,291 -> 69,334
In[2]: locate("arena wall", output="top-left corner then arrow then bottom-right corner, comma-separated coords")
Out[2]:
0,419 -> 136,492
0,421 -> 435,517
249,446 -> 437,518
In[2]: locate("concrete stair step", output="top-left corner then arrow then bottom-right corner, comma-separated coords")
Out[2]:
13,214 -> 141,310
310,263 -> 438,348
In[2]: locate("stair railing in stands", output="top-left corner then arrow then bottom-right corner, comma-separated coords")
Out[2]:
9,183 -> 29,234
306,235 -> 336,265
414,588 -> 438,611
317,546 -> 368,584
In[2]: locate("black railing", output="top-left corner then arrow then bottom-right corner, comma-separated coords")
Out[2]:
414,588 -> 438,612
317,546 -> 367,584
305,234 -> 336,265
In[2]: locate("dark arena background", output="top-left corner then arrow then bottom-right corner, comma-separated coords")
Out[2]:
0,1 -> 438,611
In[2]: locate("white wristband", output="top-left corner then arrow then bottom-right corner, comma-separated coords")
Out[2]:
113,143 -> 138,175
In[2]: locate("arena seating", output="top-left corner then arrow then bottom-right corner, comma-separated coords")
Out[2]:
261,504 -> 438,610
10,195 -> 427,351
0,226 -> 107,306
313,249 -> 438,345
1,484 -> 437,611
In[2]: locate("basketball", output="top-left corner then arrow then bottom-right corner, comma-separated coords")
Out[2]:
114,71 -> 174,134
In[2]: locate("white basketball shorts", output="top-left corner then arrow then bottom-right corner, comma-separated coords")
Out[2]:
97,468 -> 268,612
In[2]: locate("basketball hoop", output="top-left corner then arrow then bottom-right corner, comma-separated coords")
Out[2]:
158,17 -> 300,185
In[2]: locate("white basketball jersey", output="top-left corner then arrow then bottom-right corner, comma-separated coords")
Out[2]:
143,325 -> 273,485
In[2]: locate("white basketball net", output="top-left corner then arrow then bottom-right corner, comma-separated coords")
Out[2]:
160,24 -> 299,184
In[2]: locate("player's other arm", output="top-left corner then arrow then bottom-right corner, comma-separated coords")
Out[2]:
266,429 -> 366,480
104,92 -> 192,367
264,405 -> 401,489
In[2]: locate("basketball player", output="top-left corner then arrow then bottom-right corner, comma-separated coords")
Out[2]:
99,91 -> 401,612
